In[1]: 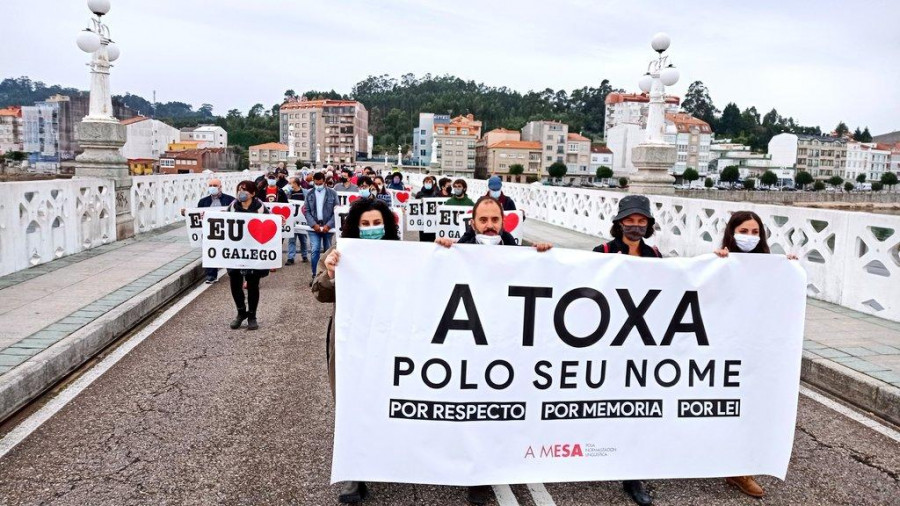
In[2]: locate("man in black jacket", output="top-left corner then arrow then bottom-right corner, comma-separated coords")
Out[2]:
194,178 -> 235,283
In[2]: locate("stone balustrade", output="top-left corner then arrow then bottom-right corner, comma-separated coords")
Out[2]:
0,172 -> 262,277
405,173 -> 900,322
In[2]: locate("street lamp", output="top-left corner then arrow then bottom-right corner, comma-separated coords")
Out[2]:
76,0 -> 119,121
639,32 -> 679,144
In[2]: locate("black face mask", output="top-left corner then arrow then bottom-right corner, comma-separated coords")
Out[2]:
622,225 -> 647,242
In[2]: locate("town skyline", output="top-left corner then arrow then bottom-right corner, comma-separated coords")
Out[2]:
2,0 -> 897,135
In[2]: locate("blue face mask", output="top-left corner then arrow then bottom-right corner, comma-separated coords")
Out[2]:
359,188 -> 371,198
237,191 -> 250,203
267,179 -> 277,186
490,189 -> 501,198
315,184 -> 324,192
424,183 -> 433,190
359,225 -> 385,240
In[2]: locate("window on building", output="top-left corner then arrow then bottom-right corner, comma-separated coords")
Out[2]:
420,149 -> 426,156
456,160 -> 463,167
421,129 -> 426,135
420,139 -> 425,145
461,129 -> 468,135
449,128 -> 457,134
456,150 -> 463,156
546,156 -> 552,162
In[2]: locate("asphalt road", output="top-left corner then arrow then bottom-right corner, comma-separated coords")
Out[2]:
0,263 -> 898,506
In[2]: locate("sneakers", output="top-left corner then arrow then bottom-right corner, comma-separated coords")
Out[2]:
229,311 -> 247,329
301,257 -> 308,263
623,480 -> 652,506
247,318 -> 259,331
205,278 -> 215,284
466,485 -> 492,505
725,476 -> 764,498
338,481 -> 368,503
286,258 -> 295,265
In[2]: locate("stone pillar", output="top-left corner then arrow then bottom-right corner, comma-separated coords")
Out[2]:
630,144 -> 676,196
75,121 -> 134,240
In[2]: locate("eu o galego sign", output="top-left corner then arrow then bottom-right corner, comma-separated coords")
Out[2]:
201,210 -> 282,269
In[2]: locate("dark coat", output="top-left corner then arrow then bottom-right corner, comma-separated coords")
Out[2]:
226,198 -> 271,277
593,238 -> 662,258
486,192 -> 516,211
197,193 -> 235,208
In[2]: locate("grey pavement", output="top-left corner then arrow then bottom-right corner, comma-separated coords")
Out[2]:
0,223 -> 198,375
523,219 -> 900,401
0,255 -> 898,505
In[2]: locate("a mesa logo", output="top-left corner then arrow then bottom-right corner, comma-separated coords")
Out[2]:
524,443 -> 584,459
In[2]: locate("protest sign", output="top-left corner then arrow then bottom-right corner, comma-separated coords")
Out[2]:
264,202 -> 297,238
332,240 -> 806,485
184,208 -> 205,247
201,210 -> 282,269
336,191 -> 359,207
434,204 -> 473,240
405,197 -> 448,232
388,189 -> 413,207
459,209 -> 525,244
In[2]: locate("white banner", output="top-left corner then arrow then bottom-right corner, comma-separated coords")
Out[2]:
201,211 -> 282,269
184,207 -> 205,247
459,209 -> 525,245
388,189 -> 413,207
332,240 -> 806,485
405,197 -> 449,232
264,202 -> 297,238
334,206 -> 405,239
434,204 -> 473,240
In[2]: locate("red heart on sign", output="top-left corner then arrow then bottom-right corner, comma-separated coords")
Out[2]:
396,192 -> 410,203
349,194 -> 360,203
271,206 -> 291,221
504,213 -> 520,232
247,219 -> 277,244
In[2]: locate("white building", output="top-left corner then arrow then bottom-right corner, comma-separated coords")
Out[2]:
180,125 -> 227,148
589,145 -> 614,174
605,123 -> 645,176
412,113 -> 450,165
845,141 -> 891,183
768,133 -> 799,168
709,142 -> 773,179
604,92 -> 681,137
120,117 -> 180,160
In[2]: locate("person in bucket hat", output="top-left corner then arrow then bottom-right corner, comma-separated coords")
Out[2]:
593,195 -> 661,258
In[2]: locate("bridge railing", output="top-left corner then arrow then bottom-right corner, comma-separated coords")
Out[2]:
0,171 -> 262,277
405,173 -> 900,322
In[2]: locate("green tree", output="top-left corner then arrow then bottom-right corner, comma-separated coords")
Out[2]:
547,161 -> 568,181
719,165 -> 741,186
860,127 -> 873,143
844,182 -> 855,192
834,121 -> 849,137
828,175 -> 844,188
813,181 -> 826,191
856,174 -> 866,184
680,81 -> 718,126
760,170 -> 779,187
704,177 -> 714,188
882,172 -> 898,189
596,165 -> 613,183
618,177 -> 629,188
682,168 -> 700,187
509,164 -> 524,175
4,150 -> 25,161
852,127 -> 863,141
284,89 -> 297,99
872,181 -> 884,192
743,178 -> 756,190
795,171 -> 814,189
718,103 -> 742,137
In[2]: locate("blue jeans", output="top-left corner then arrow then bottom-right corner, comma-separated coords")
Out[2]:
287,233 -> 309,261
308,232 -> 333,276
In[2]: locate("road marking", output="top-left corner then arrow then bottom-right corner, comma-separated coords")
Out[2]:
800,385 -> 900,443
492,485 -> 520,506
0,277 -> 214,460
527,483 -> 557,505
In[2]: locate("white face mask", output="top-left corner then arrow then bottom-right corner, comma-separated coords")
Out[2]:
734,233 -> 761,252
475,234 -> 502,245
207,186 -> 219,196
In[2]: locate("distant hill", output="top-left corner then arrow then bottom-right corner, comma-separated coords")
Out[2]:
873,131 -> 900,145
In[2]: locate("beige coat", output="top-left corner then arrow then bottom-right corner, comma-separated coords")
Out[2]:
311,246 -> 337,397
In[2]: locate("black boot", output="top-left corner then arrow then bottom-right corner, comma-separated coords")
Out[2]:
246,314 -> 259,330
623,480 -> 652,506
466,485 -> 492,505
338,481 -> 368,503
229,310 -> 247,329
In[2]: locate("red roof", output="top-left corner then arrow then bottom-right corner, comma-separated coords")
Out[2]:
665,113 -> 711,133
250,142 -> 288,151
0,107 -> 22,118
488,140 -> 541,150
281,99 -> 362,110
605,92 -> 680,106
120,116 -> 149,126
567,133 -> 590,142
591,145 -> 613,154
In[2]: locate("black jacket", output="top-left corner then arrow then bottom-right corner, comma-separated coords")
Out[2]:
593,238 -> 662,258
197,193 -> 235,208
457,230 -> 518,246
486,192 -> 517,211
226,198 -> 270,276
415,187 -> 442,199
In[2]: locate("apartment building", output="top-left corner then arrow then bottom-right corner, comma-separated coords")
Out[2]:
768,133 -> 847,179
664,113 -> 712,176
412,113 -> 450,165
604,92 -> 680,135
434,114 -> 481,177
0,106 -> 23,154
521,120 -> 569,176
120,117 -> 180,160
279,96 -> 369,166
249,142 -> 289,169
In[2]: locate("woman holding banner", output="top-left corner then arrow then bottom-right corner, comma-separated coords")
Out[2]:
312,199 -> 400,504
712,210 -> 796,499
594,194 -> 660,506
225,180 -> 271,331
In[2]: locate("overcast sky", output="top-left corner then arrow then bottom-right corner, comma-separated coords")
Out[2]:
3,0 -> 898,134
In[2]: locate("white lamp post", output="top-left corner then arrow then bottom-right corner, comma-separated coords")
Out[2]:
74,0 -> 134,239
629,32 -> 679,195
